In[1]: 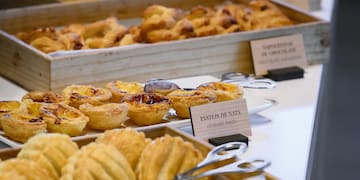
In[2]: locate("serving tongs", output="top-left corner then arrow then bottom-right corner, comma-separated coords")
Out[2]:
175,142 -> 271,180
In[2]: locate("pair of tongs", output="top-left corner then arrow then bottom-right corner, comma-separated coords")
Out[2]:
175,142 -> 271,180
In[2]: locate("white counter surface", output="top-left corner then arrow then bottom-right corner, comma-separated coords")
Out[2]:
0,64 -> 322,180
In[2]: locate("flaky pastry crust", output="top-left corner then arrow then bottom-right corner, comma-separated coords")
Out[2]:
29,103 -> 89,136
0,101 -> 27,130
197,81 -> 243,102
137,135 -> 206,180
22,91 -> 66,104
62,85 -> 112,108
17,133 -> 79,179
79,103 -> 129,130
123,93 -> 170,125
1,113 -> 47,143
105,80 -> 144,102
166,89 -> 216,118
61,142 -> 136,180
96,128 -> 151,170
0,159 -> 53,179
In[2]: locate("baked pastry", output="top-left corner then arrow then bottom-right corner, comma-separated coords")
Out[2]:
1,112 -> 47,143
123,93 -> 170,125
140,5 -> 194,43
79,103 -> 129,130
96,128 -> 151,169
0,101 -> 27,129
22,91 -> 66,104
0,171 -> 26,180
221,3 -> 253,31
144,79 -> 180,96
0,159 -> 52,179
61,142 -> 136,180
137,135 -> 206,180
196,82 -> 243,102
62,85 -> 112,108
248,0 -> 293,30
105,80 -> 144,102
17,133 -> 79,179
27,102 -> 89,136
166,89 -> 216,118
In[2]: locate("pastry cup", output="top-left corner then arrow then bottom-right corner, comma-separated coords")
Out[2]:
79,103 -> 129,130
62,85 -> 112,108
96,128 -> 151,169
22,91 -> 66,104
123,93 -> 170,126
34,103 -> 89,136
196,82 -> 243,102
105,80 -> 143,102
1,112 -> 47,143
166,89 -> 216,118
0,101 -> 28,129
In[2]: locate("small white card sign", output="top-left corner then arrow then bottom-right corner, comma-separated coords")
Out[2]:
190,99 -> 251,141
250,34 -> 308,76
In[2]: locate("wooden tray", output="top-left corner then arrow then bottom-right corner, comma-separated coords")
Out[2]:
0,0 -> 329,92
0,126 -> 277,179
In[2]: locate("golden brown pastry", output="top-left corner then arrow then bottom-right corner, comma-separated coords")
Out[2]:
0,159 -> 53,180
96,128 -> 151,170
222,3 -> 253,31
196,82 -> 243,102
248,0 -> 293,30
166,89 -> 216,118
79,103 -> 129,130
123,93 -> 170,125
1,112 -> 47,143
137,135 -> 206,180
0,101 -> 27,129
22,91 -> 66,104
0,172 -> 26,180
27,102 -> 89,136
186,5 -> 240,37
61,142 -> 136,180
62,85 -> 112,108
17,133 -> 79,179
105,80 -> 144,102
140,5 -> 194,43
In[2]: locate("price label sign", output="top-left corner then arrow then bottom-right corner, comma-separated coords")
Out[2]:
250,34 -> 308,76
190,99 -> 251,140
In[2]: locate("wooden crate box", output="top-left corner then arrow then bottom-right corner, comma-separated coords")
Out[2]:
0,0 -> 330,92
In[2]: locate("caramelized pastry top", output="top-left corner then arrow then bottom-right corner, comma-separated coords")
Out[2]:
0,101 -> 26,114
124,93 -> 170,105
22,91 -> 65,104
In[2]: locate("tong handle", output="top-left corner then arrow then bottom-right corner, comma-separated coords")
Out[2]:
176,142 -> 247,179
189,159 -> 271,180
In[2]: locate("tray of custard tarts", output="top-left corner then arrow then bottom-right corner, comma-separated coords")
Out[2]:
0,126 -> 277,180
0,79 -> 256,147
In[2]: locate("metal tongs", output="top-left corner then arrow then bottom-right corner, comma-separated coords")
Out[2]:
175,142 -> 271,180
221,72 -> 276,89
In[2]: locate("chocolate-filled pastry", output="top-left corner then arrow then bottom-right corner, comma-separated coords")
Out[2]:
166,89 -> 216,118
105,80 -> 144,102
196,81 -> 243,102
17,133 -> 79,179
62,142 -> 136,180
0,159 -> 53,179
248,0 -> 293,30
1,112 -> 47,143
137,135 -> 207,180
62,85 -> 112,108
0,101 -> 27,129
79,103 -> 129,130
123,93 -> 170,125
96,128 -> 151,169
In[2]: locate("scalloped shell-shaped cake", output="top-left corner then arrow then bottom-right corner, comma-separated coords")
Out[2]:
0,159 -> 53,180
96,128 -> 151,169
137,135 -> 207,180
61,142 -> 136,180
17,133 -> 79,179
